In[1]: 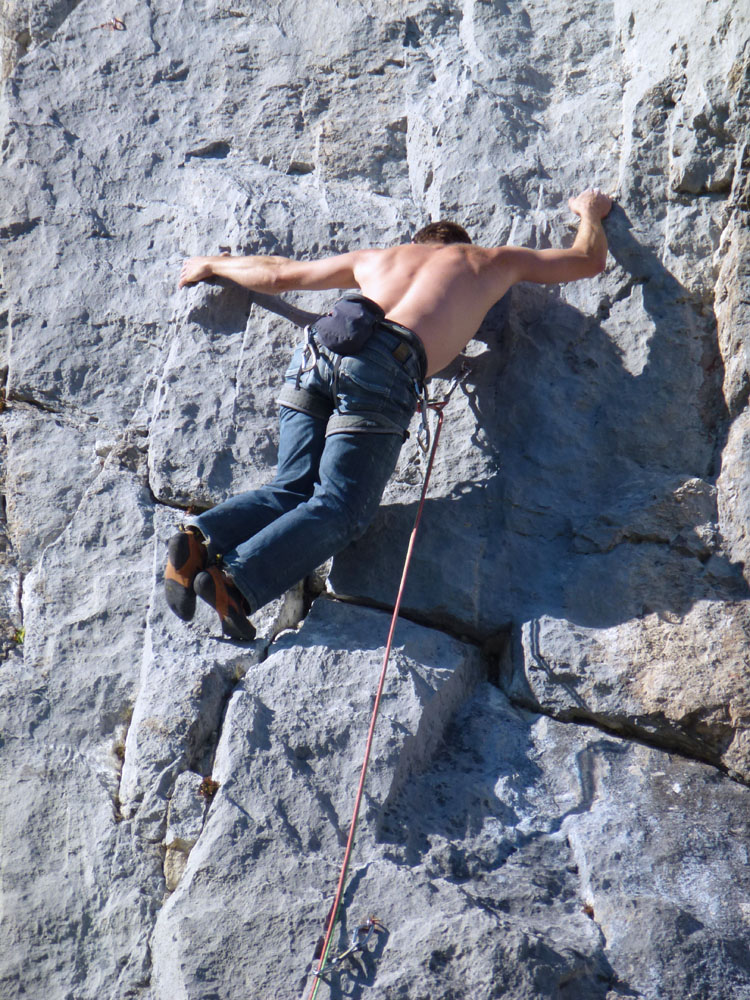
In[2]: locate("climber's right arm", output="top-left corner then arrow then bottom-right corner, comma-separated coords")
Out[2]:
178,251 -> 366,293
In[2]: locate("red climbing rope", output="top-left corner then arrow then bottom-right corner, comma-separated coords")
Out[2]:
304,395 -> 452,1000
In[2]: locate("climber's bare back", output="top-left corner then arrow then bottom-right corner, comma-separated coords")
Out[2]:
347,243 -> 517,376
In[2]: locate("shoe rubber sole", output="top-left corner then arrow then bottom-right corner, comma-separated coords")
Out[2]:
194,568 -> 256,641
165,530 -> 206,621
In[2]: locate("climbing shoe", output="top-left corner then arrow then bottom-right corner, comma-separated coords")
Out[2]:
193,566 -> 256,641
164,527 -> 207,622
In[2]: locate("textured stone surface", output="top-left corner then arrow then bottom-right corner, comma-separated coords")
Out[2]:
1,0 -> 749,997
152,676 -> 750,1000
151,599 -> 485,996
508,601 -> 750,779
0,0 -> 80,79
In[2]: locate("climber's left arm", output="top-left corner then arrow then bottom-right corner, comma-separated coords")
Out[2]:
488,188 -> 612,287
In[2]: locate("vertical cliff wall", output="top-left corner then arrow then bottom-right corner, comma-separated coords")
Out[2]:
1,1 -> 749,998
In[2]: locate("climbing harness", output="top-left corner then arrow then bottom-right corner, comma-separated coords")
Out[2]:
296,324 -> 320,389
295,312 -> 429,394
303,372 -> 464,1000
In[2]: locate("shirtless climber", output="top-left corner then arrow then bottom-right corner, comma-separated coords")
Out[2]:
166,188 -> 612,640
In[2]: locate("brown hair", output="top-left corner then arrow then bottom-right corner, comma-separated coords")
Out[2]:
412,220 -> 472,245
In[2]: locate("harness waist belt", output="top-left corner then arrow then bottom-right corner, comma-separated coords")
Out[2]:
377,318 -> 428,384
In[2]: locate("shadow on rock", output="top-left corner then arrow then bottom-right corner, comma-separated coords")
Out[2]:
332,205 -> 746,634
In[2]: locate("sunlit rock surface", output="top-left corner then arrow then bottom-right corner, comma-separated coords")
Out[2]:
1,0 -> 749,997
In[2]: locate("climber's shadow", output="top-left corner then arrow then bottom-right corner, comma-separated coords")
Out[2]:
333,204 -> 747,634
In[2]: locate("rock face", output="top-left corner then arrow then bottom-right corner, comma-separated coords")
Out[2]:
1,1 -> 749,998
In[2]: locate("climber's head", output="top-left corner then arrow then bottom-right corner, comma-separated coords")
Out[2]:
412,220 -> 472,245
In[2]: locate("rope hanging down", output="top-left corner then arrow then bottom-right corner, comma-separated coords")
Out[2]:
304,376 -> 462,1000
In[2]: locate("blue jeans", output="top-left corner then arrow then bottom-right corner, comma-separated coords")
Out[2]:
187,323 -> 424,612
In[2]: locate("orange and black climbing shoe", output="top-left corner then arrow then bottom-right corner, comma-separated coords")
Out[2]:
164,527 -> 208,621
193,566 -> 256,641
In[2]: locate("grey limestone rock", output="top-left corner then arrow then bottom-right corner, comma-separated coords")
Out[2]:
150,673 -> 750,1000
164,770 -> 208,889
165,770 -> 207,851
1,0 -> 749,997
509,601 -> 750,779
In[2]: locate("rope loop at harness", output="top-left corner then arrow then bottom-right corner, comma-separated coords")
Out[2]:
417,367 -> 466,453
303,379 -> 460,1000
